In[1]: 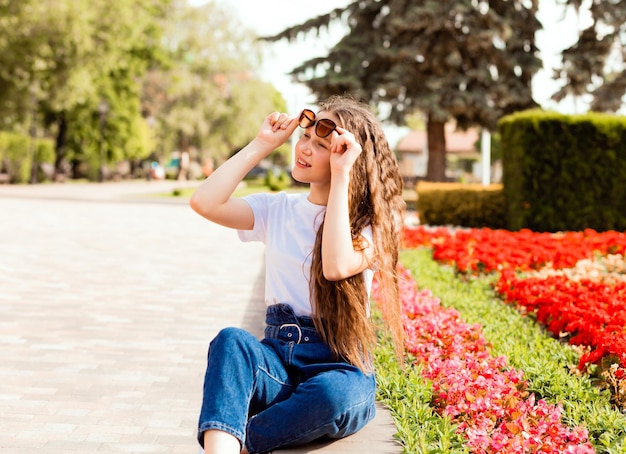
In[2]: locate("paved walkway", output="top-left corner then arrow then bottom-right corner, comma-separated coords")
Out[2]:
0,181 -> 400,453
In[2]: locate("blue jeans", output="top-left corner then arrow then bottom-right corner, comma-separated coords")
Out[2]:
197,303 -> 376,454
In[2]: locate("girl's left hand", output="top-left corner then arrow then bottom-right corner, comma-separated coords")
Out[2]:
328,126 -> 362,176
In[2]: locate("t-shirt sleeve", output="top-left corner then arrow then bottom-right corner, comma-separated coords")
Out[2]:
360,225 -> 377,271
237,193 -> 270,243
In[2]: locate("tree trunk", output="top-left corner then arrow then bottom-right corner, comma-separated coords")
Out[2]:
426,115 -> 447,182
54,114 -> 68,179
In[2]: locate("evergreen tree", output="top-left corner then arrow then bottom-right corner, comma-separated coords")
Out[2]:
552,1 -> 626,112
266,0 -> 541,181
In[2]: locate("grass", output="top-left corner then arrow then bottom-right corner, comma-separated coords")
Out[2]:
166,179 -> 281,198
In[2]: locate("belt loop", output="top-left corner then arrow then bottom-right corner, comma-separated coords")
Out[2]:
279,323 -> 302,344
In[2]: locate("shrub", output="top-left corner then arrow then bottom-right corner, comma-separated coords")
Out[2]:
265,168 -> 291,191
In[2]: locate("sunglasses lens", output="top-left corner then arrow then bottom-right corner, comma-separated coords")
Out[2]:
298,109 -> 337,138
315,119 -> 336,138
299,109 -> 315,128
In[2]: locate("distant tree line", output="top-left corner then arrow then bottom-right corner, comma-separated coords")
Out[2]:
0,0 -> 286,181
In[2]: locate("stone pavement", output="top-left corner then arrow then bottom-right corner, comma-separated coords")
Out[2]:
0,181 -> 400,454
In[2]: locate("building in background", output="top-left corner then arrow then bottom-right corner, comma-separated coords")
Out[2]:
396,123 -> 481,185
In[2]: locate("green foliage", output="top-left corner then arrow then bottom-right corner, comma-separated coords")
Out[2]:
34,136 -> 55,181
0,131 -> 53,183
400,248 -> 626,453
0,0 -> 171,178
0,131 -> 29,183
35,136 -> 55,164
0,0 -> 289,180
264,168 -> 291,192
142,2 -> 287,168
553,1 -> 626,112
416,182 -> 507,228
498,110 -> 626,232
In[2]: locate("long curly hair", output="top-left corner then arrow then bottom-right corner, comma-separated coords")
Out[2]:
310,95 -> 406,371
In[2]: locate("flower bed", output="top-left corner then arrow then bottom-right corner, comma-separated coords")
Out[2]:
403,227 -> 626,273
495,271 -> 626,371
402,225 -> 626,409
375,267 -> 594,452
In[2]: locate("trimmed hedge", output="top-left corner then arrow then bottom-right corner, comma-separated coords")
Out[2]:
416,182 -> 507,229
498,110 -> 626,232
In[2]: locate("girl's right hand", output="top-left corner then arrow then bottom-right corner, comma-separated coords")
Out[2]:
254,112 -> 299,152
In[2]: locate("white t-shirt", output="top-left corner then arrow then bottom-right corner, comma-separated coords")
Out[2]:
238,191 -> 374,317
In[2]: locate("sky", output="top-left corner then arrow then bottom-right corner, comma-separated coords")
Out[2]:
190,0 -> 590,122
205,0 -> 354,111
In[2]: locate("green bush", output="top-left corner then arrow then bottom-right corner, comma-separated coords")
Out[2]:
265,168 -> 291,191
35,138 -> 56,181
416,182 -> 507,228
498,110 -> 626,232
0,131 -> 55,183
0,131 -> 30,183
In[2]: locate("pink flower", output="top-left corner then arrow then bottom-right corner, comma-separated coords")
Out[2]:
375,266 -> 595,453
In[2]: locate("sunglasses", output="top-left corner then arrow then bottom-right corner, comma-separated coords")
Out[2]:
298,109 -> 338,138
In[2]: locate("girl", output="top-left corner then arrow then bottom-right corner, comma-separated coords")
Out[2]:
190,95 -> 405,454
